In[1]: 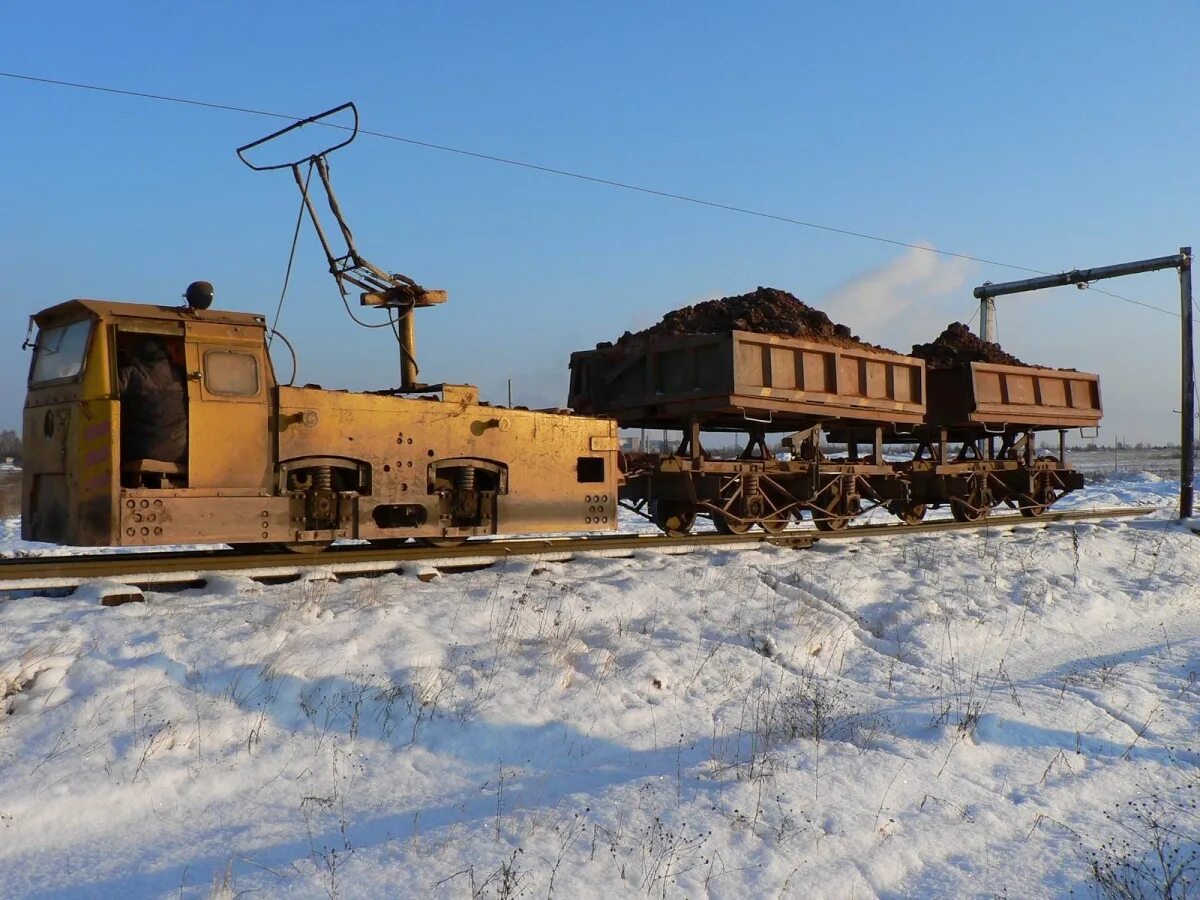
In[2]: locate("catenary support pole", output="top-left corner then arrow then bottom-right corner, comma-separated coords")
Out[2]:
1181,247 -> 1194,519
979,296 -> 997,343
974,248 -> 1193,519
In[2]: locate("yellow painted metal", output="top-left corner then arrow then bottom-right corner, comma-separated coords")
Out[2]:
278,386 -> 619,539
22,298 -> 619,548
183,326 -> 273,491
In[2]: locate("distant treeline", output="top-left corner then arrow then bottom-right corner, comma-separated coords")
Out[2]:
1064,442 -> 1187,452
0,430 -> 17,456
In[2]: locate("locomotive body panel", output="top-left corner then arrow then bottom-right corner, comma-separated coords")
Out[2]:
277,386 -> 618,540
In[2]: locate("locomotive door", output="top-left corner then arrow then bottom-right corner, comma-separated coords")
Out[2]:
182,337 -> 272,491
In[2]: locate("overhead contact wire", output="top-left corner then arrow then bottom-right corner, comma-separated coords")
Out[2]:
0,70 -> 1180,316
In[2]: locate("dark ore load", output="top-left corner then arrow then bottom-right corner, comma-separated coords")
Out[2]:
572,287 -> 924,432
910,321 -> 1027,370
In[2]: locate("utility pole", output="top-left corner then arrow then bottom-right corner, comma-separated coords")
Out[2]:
974,248 -> 1194,518
1181,249 -> 1195,518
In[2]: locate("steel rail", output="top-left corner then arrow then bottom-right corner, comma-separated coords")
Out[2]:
0,505 -> 1159,593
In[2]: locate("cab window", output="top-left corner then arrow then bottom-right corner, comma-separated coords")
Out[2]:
204,349 -> 259,396
30,319 -> 93,385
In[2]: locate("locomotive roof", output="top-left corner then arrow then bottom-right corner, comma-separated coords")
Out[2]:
34,298 -> 267,328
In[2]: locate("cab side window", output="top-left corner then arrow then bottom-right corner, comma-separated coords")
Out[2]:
204,350 -> 259,397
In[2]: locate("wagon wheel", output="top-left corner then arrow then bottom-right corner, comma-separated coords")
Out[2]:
1019,476 -> 1059,518
754,483 -> 793,534
950,499 -> 987,522
650,500 -> 697,536
712,512 -> 755,535
812,511 -> 849,532
810,501 -> 850,532
759,512 -> 791,534
888,501 -> 927,525
415,536 -> 469,549
950,476 -> 991,522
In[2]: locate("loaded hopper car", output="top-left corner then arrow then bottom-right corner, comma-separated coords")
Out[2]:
569,330 -> 1101,533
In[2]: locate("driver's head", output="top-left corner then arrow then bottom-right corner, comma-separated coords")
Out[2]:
134,337 -> 168,362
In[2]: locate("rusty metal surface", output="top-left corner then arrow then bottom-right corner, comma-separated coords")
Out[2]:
926,362 -> 1102,430
569,330 -> 926,430
34,299 -> 266,330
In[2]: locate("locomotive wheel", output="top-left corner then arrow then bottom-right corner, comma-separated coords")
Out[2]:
416,536 -> 469,549
889,501 -> 927,525
712,512 -> 754,535
273,541 -> 333,554
650,500 -> 697,536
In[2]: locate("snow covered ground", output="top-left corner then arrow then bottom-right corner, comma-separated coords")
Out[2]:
1,474 -> 1198,898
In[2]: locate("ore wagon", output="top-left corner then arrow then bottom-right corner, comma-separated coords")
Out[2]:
570,327 -> 1103,533
891,362 -> 1102,522
569,330 -> 931,533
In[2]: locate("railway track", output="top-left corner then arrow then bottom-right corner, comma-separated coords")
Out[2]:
0,505 -> 1160,595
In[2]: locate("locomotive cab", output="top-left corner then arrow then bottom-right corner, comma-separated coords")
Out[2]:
23,299 -> 277,546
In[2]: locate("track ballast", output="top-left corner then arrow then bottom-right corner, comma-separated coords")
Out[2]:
0,506 -> 1159,594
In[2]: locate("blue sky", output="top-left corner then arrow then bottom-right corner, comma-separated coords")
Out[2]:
2,2 -> 1195,442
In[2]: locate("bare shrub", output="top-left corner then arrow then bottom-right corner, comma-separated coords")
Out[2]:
1090,782 -> 1200,899
712,671 -> 867,783
433,848 -> 530,899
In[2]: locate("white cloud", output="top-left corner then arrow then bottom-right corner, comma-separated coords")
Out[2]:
819,245 -> 975,350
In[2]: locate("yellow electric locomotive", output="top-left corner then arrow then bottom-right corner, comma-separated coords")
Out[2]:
21,293 -> 618,551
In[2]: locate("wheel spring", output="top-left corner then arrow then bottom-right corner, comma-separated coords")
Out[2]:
744,473 -> 761,497
457,466 -> 476,491
313,466 -> 333,491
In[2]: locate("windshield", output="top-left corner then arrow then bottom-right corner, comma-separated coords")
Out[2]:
30,319 -> 93,385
